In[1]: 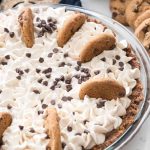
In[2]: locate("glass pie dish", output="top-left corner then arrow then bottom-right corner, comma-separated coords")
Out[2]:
54,4 -> 150,150
0,3 -> 150,150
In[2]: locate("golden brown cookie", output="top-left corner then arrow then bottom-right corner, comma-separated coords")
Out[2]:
110,0 -> 130,25
79,78 -> 126,100
135,18 -> 150,42
79,33 -> 116,62
44,108 -> 61,150
0,112 -> 12,140
18,8 -> 35,48
134,10 -> 150,28
125,0 -> 150,29
57,13 -> 86,47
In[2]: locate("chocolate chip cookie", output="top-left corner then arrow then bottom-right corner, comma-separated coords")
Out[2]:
110,0 -> 130,25
125,0 -> 150,29
79,78 -> 126,100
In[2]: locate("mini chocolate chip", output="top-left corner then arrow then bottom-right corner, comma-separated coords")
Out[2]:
53,48 -> 59,53
42,68 -> 52,74
43,81 -> 48,86
84,129 -> 90,134
33,89 -> 40,94
55,78 -> 60,82
38,110 -> 44,115
94,70 -> 100,75
36,68 -> 41,73
74,74 -> 80,79
133,5 -> 139,13
1,62 -> 7,65
60,75 -> 65,81
47,17 -> 53,22
75,66 -> 80,71
67,126 -> 72,132
113,59 -> 116,65
30,128 -> 35,133
39,57 -> 44,63
61,96 -> 68,102
119,67 -> 124,71
36,17 -> 40,22
45,24 -> 52,31
58,104 -> 62,109
37,23 -> 42,28
24,68 -> 29,73
50,85 -> 55,90
41,99 -> 44,103
26,53 -> 31,58
80,68 -> 89,74
19,125 -> 24,130
75,133 -> 81,136
16,68 -> 24,75
7,104 -> 12,109
48,53 -> 53,57
97,101 -> 105,108
101,57 -> 106,62
112,12 -> 118,18
62,142 -> 66,149
9,32 -> 15,38
38,78 -> 43,83
38,31 -> 44,37
46,74 -> 51,78
16,76 -> 21,80
115,55 -> 120,60
53,81 -> 58,86
77,61 -> 81,66
0,90 -> 2,94
83,120 -> 89,125
42,104 -> 48,109
119,62 -> 124,67
50,100 -> 56,105
41,19 -> 46,25
66,84 -> 72,92
64,53 -> 68,57
4,28 -> 9,33
67,96 -> 73,101
65,78 -> 72,84
143,26 -> 149,33
58,62 -> 65,67
5,55 -> 10,59
107,68 -> 112,73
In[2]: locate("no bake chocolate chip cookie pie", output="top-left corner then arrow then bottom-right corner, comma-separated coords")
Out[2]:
0,5 -> 143,150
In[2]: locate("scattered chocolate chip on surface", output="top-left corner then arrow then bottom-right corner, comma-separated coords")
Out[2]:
9,32 -> 15,38
39,57 -> 44,63
26,53 -> 31,58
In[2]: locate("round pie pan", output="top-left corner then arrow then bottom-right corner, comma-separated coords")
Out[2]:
1,3 -> 150,150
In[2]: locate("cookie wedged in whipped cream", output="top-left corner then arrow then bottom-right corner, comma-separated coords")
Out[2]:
0,5 -> 141,150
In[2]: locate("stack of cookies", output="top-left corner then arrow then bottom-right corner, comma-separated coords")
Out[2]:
110,0 -> 150,55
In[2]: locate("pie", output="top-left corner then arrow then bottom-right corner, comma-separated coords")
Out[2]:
0,5 -> 143,150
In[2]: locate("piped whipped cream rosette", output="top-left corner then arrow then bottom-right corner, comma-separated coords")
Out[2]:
0,5 -> 142,150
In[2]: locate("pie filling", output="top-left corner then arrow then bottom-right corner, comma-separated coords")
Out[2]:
0,6 -> 141,150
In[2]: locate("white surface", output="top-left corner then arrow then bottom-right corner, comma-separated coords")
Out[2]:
81,0 -> 150,150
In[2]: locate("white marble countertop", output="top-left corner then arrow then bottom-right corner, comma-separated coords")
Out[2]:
81,0 -> 150,150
